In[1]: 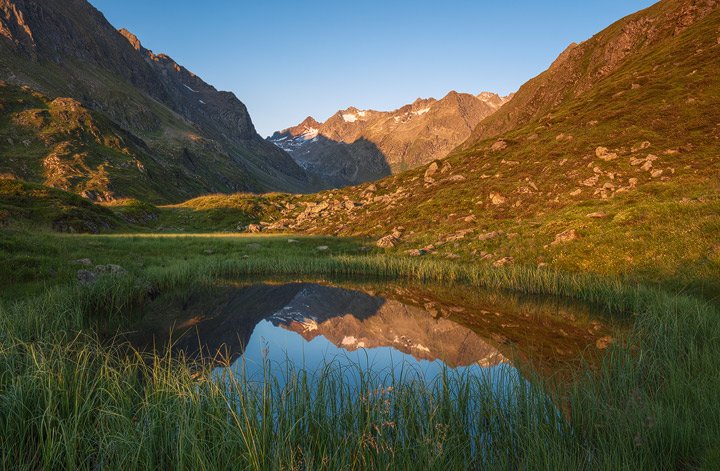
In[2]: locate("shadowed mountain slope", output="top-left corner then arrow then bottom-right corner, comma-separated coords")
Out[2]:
0,0 -> 314,202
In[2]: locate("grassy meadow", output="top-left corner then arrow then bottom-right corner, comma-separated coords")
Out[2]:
1,228 -> 719,469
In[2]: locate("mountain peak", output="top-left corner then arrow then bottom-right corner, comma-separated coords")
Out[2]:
299,116 -> 322,128
118,28 -> 142,51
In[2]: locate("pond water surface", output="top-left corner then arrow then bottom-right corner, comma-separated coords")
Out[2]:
123,279 -> 618,390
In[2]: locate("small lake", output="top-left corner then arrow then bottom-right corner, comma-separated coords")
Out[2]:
122,279 -> 617,390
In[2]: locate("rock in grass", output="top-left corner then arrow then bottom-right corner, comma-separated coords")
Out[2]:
595,146 -> 618,161
631,141 -> 651,153
478,230 -> 504,241
493,257 -> 513,267
376,234 -> 399,248
552,229 -> 581,245
76,264 -> 126,284
94,264 -> 127,275
595,336 -> 614,350
586,212 -> 609,219
73,258 -> 92,266
424,161 -> 439,183
287,239 -> 299,244
246,243 -> 262,250
246,224 -> 263,233
316,246 -> 329,252
489,192 -> 507,205
490,140 -> 508,152
76,269 -> 97,284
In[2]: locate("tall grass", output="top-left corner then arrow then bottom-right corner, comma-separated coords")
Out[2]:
1,254 -> 719,469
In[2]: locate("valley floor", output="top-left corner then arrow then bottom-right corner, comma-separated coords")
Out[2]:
1,230 -> 719,469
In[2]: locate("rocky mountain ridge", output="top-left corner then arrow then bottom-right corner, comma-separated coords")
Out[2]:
268,91 -> 510,188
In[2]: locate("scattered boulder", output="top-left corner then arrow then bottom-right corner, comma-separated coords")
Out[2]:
490,140 -> 508,152
424,162 -> 439,183
376,235 -> 399,248
493,257 -> 513,267
76,270 -> 97,285
489,192 -> 507,205
552,229 -> 581,245
631,141 -> 651,153
555,133 -> 573,141
446,174 -> 466,182
478,230 -> 504,241
287,239 -> 299,244
316,246 -> 329,252
595,336 -> 614,350
94,264 -> 127,275
305,201 -> 329,214
581,175 -> 600,187
595,146 -> 618,161
246,224 -> 263,233
73,258 -> 92,266
586,212 -> 609,219
77,264 -> 127,285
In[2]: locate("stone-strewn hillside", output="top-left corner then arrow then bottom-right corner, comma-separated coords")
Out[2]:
213,0 -> 720,286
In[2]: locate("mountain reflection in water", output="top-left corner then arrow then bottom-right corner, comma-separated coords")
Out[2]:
123,280 -> 615,385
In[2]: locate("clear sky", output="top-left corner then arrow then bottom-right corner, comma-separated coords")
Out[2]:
89,0 -> 657,137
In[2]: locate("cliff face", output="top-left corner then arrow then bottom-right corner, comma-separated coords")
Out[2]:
269,92 -> 509,188
0,0 -> 314,201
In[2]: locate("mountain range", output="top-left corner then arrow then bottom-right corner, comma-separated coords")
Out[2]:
268,91 -> 509,188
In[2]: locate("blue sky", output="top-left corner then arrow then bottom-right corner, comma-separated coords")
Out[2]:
89,0 -> 657,137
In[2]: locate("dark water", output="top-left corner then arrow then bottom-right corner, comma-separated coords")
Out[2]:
123,279 -> 616,387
